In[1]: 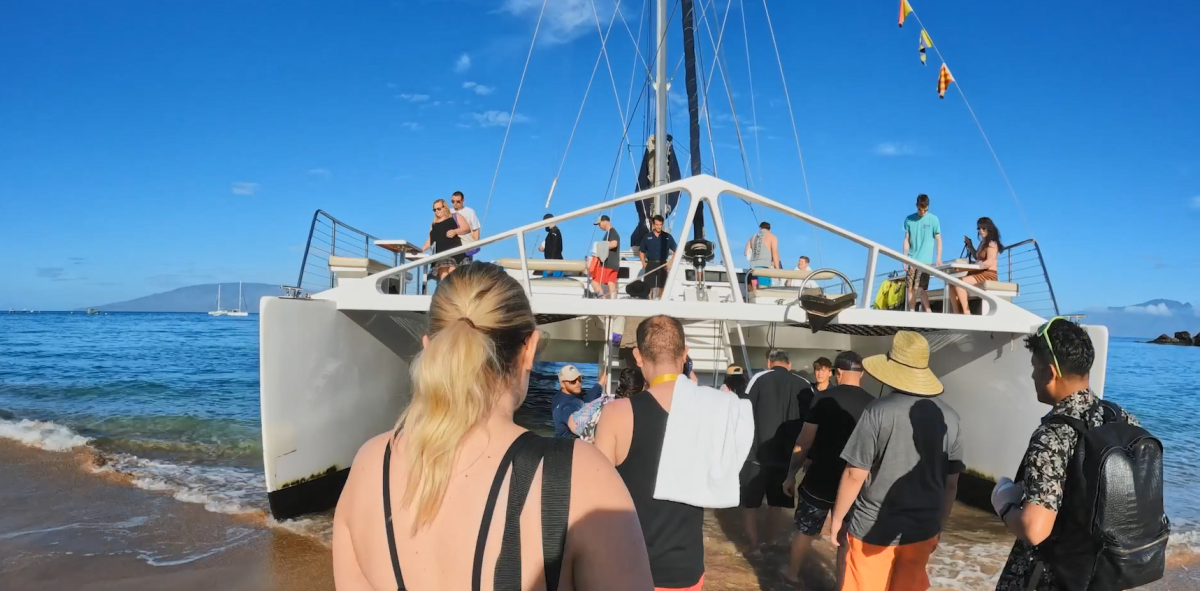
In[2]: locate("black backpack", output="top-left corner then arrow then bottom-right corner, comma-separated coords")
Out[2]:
1037,399 -> 1169,591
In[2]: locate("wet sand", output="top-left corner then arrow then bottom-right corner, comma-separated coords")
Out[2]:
0,439 -> 333,591
3,438 -> 1196,590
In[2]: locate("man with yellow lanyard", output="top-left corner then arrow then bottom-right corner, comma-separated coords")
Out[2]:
595,316 -> 706,591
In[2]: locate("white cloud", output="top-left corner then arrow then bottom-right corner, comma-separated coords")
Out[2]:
386,82 -> 398,89
1190,195 -> 1200,209
462,81 -> 495,95
1125,303 -> 1173,316
398,93 -> 430,103
470,111 -> 530,128
873,142 -> 916,157
307,168 -> 331,178
669,92 -> 687,107
502,0 -> 618,45
454,53 -> 471,73
231,181 -> 258,195
402,122 -> 422,131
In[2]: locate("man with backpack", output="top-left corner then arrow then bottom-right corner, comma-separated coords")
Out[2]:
993,318 -> 1167,591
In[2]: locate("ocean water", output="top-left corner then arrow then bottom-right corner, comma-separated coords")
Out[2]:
1,312 -> 1198,580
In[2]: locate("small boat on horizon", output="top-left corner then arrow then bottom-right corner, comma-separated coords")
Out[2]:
209,283 -> 250,317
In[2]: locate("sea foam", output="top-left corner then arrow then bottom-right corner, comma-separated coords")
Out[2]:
0,418 -> 89,451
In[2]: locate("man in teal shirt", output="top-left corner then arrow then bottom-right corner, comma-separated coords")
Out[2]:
902,194 -> 941,312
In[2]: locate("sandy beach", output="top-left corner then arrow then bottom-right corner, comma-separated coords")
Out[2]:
3,438 -> 1197,591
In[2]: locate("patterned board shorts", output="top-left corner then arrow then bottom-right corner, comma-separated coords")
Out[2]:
793,489 -> 834,537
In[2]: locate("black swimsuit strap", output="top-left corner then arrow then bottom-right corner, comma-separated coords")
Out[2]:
382,430 -> 538,591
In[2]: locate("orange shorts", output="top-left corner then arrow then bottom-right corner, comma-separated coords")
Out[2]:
842,534 -> 937,591
656,573 -> 704,591
588,257 -> 618,284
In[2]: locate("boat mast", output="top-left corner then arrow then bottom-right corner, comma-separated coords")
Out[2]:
653,0 -> 669,216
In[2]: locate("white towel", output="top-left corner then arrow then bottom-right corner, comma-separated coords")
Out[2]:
653,377 -> 755,508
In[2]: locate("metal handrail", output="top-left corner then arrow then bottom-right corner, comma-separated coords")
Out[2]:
296,209 -> 409,296
1005,239 -> 1059,316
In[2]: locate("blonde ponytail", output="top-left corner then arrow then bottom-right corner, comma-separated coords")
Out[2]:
395,263 -> 535,533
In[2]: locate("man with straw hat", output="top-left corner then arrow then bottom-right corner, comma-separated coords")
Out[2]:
828,331 -> 965,591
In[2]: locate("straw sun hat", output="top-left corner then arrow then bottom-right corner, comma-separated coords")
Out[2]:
862,330 -> 944,396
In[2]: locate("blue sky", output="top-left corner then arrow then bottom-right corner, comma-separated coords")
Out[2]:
2,0 -> 1198,315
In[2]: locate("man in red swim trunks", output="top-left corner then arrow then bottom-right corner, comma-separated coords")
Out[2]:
589,215 -> 620,298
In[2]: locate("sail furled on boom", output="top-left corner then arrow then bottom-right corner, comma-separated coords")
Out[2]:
680,0 -> 704,241
632,134 -> 682,249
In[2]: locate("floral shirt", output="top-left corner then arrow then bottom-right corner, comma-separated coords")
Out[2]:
569,394 -> 614,444
995,389 -> 1140,591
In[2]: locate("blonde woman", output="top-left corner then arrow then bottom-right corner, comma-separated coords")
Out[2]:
333,262 -> 653,591
421,198 -> 470,281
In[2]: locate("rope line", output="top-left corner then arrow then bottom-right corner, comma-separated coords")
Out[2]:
545,0 -> 626,210
481,0 -> 550,229
739,0 -> 763,187
760,0 -> 822,265
909,11 -> 1035,241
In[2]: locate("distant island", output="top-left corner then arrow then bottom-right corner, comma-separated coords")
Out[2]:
1149,332 -> 1200,346
81,283 -> 283,314
1069,299 -> 1198,340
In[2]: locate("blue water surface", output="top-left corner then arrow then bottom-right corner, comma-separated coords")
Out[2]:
0,313 -> 1195,525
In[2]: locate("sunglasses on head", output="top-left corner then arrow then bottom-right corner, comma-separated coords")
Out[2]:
1037,316 -> 1066,378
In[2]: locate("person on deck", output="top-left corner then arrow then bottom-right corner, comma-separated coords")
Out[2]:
422,198 -> 470,281
590,215 -> 620,299
782,351 -> 873,587
830,331 -> 963,591
538,212 -> 565,278
450,191 -> 481,262
746,221 -> 780,292
903,194 -> 942,313
951,217 -> 1003,315
786,255 -> 814,288
639,215 -> 678,300
721,365 -> 748,397
741,348 -> 811,555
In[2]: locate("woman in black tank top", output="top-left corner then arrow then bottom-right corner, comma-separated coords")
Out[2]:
331,263 -> 653,591
617,390 -> 706,588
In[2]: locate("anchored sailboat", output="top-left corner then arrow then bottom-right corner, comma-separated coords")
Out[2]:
256,0 -> 1096,521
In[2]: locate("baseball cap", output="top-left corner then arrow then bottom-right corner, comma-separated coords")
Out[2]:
593,214 -> 611,225
558,365 -> 582,382
834,351 -> 865,372
727,365 -> 744,375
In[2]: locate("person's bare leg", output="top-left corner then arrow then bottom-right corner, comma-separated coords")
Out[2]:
785,533 -> 817,582
743,507 -> 760,550
950,285 -> 967,314
608,281 -> 618,299
919,286 -> 933,313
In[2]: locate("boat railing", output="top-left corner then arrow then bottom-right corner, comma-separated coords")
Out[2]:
1002,239 -> 1060,318
355,175 -> 1005,318
294,210 -> 422,296
854,238 -> 1059,318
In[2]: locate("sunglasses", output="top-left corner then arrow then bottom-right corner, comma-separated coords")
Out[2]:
565,377 -> 582,384
433,206 -> 444,212
1037,316 -> 1066,378
452,200 -> 463,204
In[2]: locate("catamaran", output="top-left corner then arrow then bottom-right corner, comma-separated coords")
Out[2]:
256,0 -> 1100,520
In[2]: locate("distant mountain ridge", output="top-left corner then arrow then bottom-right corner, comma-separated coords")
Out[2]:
84,283 -> 282,313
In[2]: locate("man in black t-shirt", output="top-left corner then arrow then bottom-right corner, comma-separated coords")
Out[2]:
741,348 -> 811,553
781,351 -> 875,586
538,213 -> 565,277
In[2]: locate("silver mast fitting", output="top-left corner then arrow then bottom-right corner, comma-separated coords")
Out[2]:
653,0 -> 669,217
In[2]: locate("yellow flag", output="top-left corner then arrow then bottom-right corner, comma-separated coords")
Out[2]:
938,63 -> 955,99
899,0 -> 914,28
919,29 -> 933,65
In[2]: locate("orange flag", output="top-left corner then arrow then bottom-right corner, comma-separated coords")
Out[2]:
899,0 -> 913,28
938,63 -> 955,99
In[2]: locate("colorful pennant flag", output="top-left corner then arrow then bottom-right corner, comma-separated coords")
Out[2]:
919,29 -> 933,65
899,0 -> 914,28
938,63 -> 955,98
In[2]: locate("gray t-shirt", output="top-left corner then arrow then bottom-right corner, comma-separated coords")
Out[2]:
840,390 -> 964,546
604,228 -> 621,270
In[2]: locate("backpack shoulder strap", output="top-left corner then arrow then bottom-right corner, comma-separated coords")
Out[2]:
540,438 -> 575,591
1097,398 -> 1123,423
1044,413 -> 1088,434
492,437 -> 547,591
